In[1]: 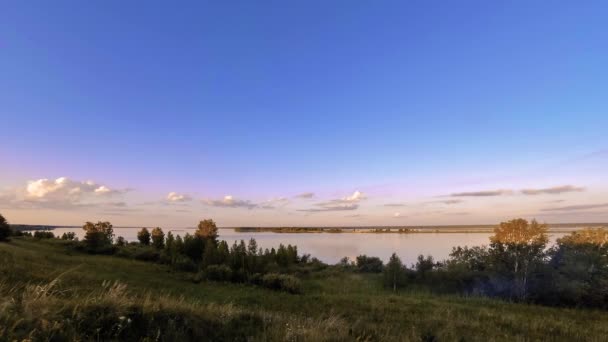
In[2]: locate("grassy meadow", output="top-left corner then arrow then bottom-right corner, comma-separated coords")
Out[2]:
2,237 -> 608,341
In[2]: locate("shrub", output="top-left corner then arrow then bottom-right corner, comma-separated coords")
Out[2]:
61,232 -> 77,241
33,231 -> 55,239
261,273 -> 302,294
203,265 -> 233,282
356,255 -> 384,273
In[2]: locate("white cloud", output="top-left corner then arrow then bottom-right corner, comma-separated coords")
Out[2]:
3,177 -> 128,210
393,212 -> 401,218
343,190 -> 366,202
202,195 -> 257,209
167,192 -> 192,202
298,190 -> 366,212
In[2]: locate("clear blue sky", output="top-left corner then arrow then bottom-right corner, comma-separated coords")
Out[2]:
1,1 -> 607,226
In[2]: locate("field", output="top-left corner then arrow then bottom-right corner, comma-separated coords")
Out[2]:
1,238 -> 608,341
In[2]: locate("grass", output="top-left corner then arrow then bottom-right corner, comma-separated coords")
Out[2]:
2,238 -> 608,341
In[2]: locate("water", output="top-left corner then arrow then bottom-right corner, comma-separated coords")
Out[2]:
45,227 -> 570,265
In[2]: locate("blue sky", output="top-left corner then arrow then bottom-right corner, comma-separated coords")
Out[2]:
1,1 -> 607,226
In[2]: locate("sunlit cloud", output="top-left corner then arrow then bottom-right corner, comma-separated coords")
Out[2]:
202,195 -> 257,209
167,192 -> 192,202
521,185 -> 585,195
0,177 -> 129,210
298,190 -> 366,212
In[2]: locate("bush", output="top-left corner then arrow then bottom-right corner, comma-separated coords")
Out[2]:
61,232 -> 77,241
356,255 -> 384,273
33,231 -> 55,239
261,273 -> 302,294
172,255 -> 197,272
203,265 -> 233,282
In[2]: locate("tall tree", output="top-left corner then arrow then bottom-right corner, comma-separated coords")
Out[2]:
151,227 -> 165,249
384,253 -> 405,292
83,221 -> 114,248
137,227 -> 151,245
195,219 -> 219,244
0,213 -> 11,241
489,218 -> 548,300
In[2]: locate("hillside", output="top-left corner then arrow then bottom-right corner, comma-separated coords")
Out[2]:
1,238 -> 607,341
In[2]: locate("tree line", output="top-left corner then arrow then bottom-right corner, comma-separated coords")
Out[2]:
344,218 -> 608,309
2,213 -> 608,307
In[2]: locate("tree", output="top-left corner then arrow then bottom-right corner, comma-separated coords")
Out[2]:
384,253 -> 406,292
151,227 -> 165,249
195,219 -> 219,244
83,221 -> 114,249
0,213 -> 11,242
489,218 -> 548,300
544,228 -> 608,307
137,228 -> 151,245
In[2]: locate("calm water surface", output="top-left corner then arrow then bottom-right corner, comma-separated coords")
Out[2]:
47,227 -> 569,265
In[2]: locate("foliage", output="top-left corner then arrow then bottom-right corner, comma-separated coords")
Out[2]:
137,227 -> 151,245
82,221 -> 114,252
196,219 -> 219,244
151,227 -> 165,249
61,232 -> 77,240
384,253 -> 407,291
261,273 -> 302,294
0,213 -> 10,241
356,255 -> 384,273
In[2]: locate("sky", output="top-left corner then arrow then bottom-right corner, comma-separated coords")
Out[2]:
1,1 -> 607,227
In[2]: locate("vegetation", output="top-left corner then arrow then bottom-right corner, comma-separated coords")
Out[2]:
137,227 -> 151,245
0,214 -> 10,241
2,213 -> 608,340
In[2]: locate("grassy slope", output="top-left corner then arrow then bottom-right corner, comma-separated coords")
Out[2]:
1,238 -> 608,341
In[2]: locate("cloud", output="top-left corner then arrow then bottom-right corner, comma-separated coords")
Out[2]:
1,177 -> 129,210
298,190 -> 366,212
393,212 -> 403,218
521,185 -> 585,195
449,189 -> 513,197
167,192 -> 192,202
443,212 -> 471,216
202,195 -> 257,209
259,197 -> 290,209
384,203 -> 406,207
294,192 -> 314,199
343,190 -> 366,202
541,203 -> 608,212
298,203 -> 359,212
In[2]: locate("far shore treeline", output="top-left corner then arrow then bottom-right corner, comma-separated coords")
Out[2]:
1,213 -> 608,308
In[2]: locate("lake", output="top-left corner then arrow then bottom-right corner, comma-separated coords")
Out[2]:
45,227 -> 570,265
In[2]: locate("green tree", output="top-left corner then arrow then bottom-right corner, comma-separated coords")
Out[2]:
0,213 -> 11,242
83,221 -> 114,249
384,253 -> 406,292
195,219 -> 219,244
202,239 -> 218,268
151,227 -> 165,249
137,228 -> 151,245
489,218 -> 548,300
